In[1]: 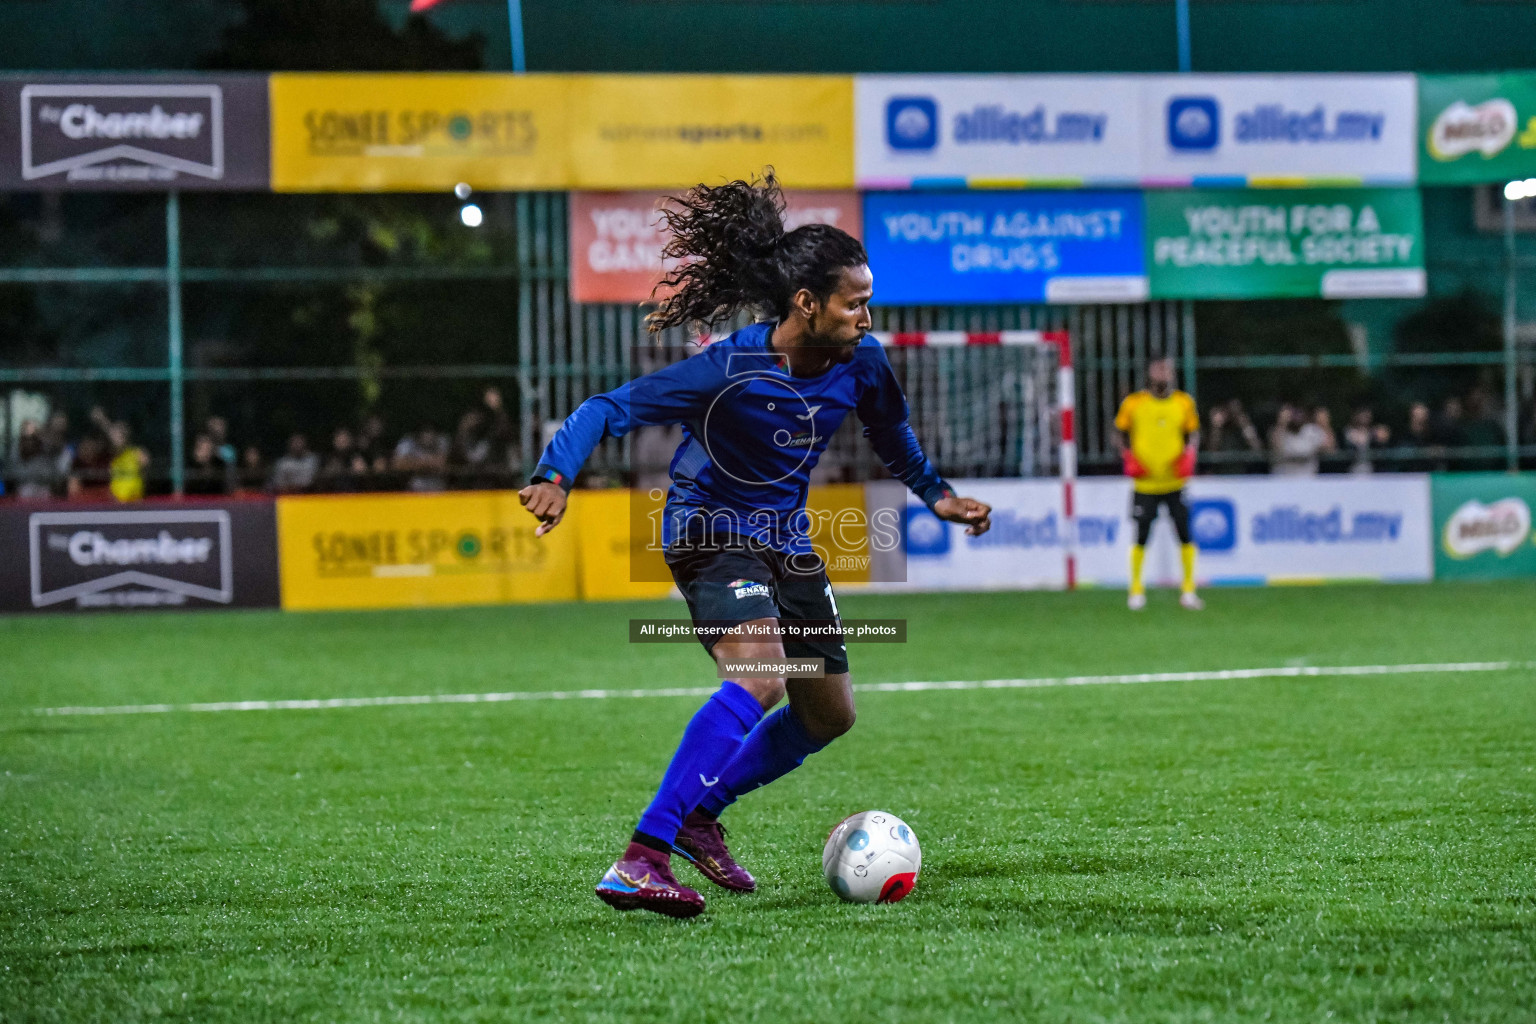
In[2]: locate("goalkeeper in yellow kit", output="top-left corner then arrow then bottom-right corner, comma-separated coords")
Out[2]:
1114,358 -> 1202,611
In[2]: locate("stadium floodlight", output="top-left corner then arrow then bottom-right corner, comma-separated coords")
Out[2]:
1505,178 -> 1536,202
459,203 -> 484,228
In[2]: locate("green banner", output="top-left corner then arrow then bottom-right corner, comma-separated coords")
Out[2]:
1145,188 -> 1426,300
1420,73 -> 1536,186
1431,473 -> 1536,581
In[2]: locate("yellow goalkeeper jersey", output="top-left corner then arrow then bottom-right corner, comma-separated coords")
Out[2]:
1115,390 -> 1199,495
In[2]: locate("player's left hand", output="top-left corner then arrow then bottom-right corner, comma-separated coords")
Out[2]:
518,481 -> 567,537
933,495 -> 992,537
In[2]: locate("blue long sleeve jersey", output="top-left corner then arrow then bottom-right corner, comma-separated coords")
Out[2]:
532,321 -> 954,554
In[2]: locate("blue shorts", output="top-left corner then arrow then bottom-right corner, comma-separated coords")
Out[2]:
664,538 -> 850,675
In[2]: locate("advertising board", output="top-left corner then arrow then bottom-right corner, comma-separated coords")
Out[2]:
567,76 -> 854,190
863,190 -> 1148,304
895,475 -> 1433,591
276,491 -> 578,610
1430,473 -> 1536,581
855,75 -> 1141,188
0,74 -> 270,190
570,190 -> 862,303
1144,188 -> 1426,299
1139,74 -> 1418,186
0,501 -> 279,612
269,73 -> 569,191
1419,73 -> 1536,185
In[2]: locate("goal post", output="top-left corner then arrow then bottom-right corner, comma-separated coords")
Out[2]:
868,330 -> 1078,590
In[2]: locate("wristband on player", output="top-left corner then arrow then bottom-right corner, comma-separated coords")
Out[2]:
529,464 -> 573,492
923,483 -> 956,513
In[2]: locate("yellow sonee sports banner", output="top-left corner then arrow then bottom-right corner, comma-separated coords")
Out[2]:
569,75 -> 854,189
270,74 -> 854,191
570,488 -> 675,602
277,491 -> 578,610
276,486 -> 872,611
270,73 -> 571,191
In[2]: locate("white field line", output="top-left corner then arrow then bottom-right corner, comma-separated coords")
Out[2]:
32,661 -> 1530,718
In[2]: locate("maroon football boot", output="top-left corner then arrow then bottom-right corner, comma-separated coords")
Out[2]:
594,843 -> 705,919
673,811 -> 757,893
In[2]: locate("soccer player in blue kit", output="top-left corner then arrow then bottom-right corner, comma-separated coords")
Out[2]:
519,172 -> 992,918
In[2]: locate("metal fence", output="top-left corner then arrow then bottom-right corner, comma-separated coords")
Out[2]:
2,190 -> 1531,496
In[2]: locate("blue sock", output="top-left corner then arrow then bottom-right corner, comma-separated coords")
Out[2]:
698,705 -> 829,818
634,681 -> 764,845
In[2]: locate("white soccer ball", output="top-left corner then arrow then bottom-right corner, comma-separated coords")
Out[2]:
822,810 -> 921,903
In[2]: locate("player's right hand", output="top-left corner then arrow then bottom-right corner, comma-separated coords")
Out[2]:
518,481 -> 567,537
1121,450 -> 1147,478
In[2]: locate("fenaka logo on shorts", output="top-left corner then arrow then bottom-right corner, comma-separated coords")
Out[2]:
729,578 -> 772,600
21,84 -> 223,183
30,510 -> 233,608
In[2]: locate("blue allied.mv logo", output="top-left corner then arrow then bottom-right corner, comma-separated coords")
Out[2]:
1168,96 -> 1220,151
904,506 -> 951,557
886,96 -> 939,151
1190,499 -> 1237,552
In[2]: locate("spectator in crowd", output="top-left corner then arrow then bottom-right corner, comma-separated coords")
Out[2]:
318,426 -> 368,492
42,411 -> 74,485
393,424 -> 450,492
1461,389 -> 1508,471
1343,407 -> 1392,474
1313,406 -> 1352,473
1400,401 -> 1439,472
479,386 -> 514,468
270,433 -> 320,493
452,408 -> 489,480
107,421 -> 148,502
357,414 -> 391,474
68,433 -> 111,499
1203,399 -> 1263,474
205,416 -> 238,482
185,433 -> 229,495
1433,396 -> 1467,452
205,415 -> 233,459
1270,403 -> 1335,476
8,420 -> 59,500
239,445 -> 266,492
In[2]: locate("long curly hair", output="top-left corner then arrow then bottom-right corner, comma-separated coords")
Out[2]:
646,169 -> 867,333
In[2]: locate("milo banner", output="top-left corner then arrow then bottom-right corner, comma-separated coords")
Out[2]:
1419,73 -> 1536,185
0,501 -> 280,612
1431,473 -> 1536,581
1145,187 -> 1426,299
0,74 -> 270,190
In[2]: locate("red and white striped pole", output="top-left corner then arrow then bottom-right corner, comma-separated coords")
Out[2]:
1042,331 -> 1076,591
871,330 -> 1078,591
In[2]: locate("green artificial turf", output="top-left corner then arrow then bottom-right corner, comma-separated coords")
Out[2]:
2,583 -> 1533,1023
